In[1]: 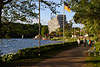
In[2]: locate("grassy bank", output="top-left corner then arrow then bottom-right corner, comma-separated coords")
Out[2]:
51,37 -> 77,42
0,41 -> 78,65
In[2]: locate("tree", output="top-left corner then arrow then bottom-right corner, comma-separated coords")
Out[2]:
0,0 -> 62,38
64,22 -> 73,38
1,0 -> 61,23
0,22 -> 39,38
0,0 -> 13,23
41,26 -> 48,37
67,0 -> 100,37
56,28 -> 63,36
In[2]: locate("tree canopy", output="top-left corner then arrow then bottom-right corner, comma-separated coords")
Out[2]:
41,26 -> 48,37
0,22 -> 39,38
0,0 -> 61,23
67,0 -> 100,36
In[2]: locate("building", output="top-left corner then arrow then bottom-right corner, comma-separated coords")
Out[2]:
48,15 -> 67,33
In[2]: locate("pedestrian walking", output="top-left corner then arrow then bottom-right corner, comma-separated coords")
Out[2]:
87,38 -> 93,48
77,38 -> 80,47
83,37 -> 87,47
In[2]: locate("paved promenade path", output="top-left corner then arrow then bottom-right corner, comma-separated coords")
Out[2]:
33,47 -> 89,67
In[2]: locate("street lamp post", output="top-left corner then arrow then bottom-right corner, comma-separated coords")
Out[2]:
38,0 -> 41,56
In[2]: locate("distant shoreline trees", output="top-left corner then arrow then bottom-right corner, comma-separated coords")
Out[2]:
0,22 -> 40,38
0,0 -> 61,38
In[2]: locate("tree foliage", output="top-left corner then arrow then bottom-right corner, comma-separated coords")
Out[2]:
1,0 -> 61,23
67,0 -> 100,35
0,0 -> 62,38
0,22 -> 39,38
41,26 -> 48,37
64,23 -> 72,38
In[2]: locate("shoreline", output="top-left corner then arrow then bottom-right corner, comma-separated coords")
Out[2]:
0,39 -> 63,55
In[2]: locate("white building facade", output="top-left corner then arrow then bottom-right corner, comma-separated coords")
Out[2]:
48,15 -> 66,33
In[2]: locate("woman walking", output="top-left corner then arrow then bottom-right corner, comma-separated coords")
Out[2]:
77,38 -> 80,47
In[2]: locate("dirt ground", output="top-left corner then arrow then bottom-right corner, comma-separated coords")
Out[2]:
30,47 -> 89,67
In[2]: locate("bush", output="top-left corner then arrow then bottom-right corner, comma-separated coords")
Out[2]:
17,48 -> 39,59
1,48 -> 40,63
2,54 -> 15,63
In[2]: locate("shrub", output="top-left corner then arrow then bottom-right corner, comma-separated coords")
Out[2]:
15,48 -> 40,59
2,54 -> 15,63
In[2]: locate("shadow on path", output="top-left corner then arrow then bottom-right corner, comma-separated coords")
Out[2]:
32,47 -> 89,67
1,47 -> 89,67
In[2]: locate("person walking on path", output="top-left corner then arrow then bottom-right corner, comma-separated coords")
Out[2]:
77,38 -> 81,47
87,38 -> 93,48
83,37 -> 87,47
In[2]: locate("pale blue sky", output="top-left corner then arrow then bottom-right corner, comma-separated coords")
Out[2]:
39,0 -> 84,28
40,0 -> 75,25
16,0 -> 84,28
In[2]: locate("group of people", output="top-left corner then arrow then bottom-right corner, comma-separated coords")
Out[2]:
77,37 -> 95,48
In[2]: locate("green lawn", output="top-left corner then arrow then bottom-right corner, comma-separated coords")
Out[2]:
95,42 -> 100,49
51,37 -> 77,42
86,56 -> 100,67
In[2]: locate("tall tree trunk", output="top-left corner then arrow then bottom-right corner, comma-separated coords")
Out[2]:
0,0 -> 3,23
0,5 -> 3,32
0,9 -> 2,23
0,8 -> 1,38
0,5 -> 2,23
0,1 -> 3,38
0,6 -> 2,31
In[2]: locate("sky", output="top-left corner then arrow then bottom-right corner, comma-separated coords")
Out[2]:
40,0 -> 75,25
16,0 -> 84,28
39,0 -> 84,28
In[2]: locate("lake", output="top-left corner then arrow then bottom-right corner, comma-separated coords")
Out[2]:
0,39 -> 63,55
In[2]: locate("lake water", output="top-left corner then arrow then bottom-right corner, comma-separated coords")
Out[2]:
0,39 -> 63,55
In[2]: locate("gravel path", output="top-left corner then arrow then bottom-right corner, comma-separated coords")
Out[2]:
33,47 -> 89,67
